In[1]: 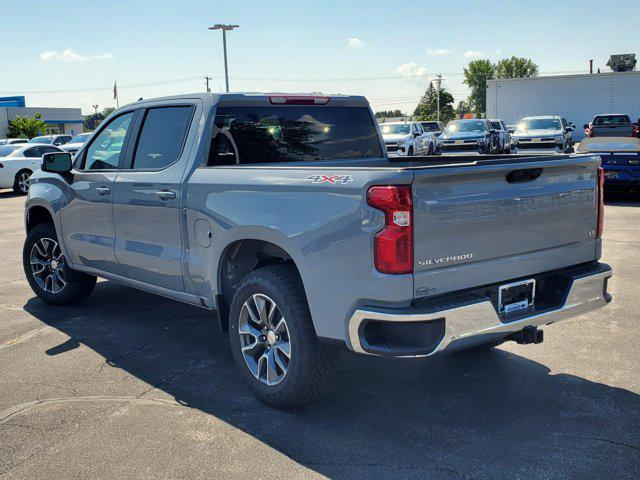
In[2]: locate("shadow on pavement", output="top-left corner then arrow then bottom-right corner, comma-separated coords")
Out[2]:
605,191 -> 640,207
0,190 -> 24,199
24,282 -> 640,479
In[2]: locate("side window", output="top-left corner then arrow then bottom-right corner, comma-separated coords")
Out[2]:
24,147 -> 43,158
42,146 -> 60,154
131,106 -> 193,170
83,112 -> 134,170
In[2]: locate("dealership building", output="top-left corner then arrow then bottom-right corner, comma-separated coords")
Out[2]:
0,96 -> 83,137
486,70 -> 640,141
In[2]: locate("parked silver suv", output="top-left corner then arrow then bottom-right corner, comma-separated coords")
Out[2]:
512,116 -> 574,153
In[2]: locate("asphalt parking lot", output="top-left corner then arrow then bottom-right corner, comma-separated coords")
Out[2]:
0,188 -> 638,480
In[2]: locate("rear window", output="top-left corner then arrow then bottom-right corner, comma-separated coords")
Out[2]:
593,115 -> 631,125
0,145 -> 21,156
207,106 -> 382,166
420,122 -> 441,132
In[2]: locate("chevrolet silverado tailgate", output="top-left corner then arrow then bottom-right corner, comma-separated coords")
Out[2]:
411,155 -> 600,298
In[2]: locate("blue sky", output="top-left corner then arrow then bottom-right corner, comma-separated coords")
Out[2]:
1,0 -> 638,114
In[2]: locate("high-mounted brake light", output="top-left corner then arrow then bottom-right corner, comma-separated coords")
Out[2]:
367,185 -> 413,274
269,96 -> 330,105
596,167 -> 605,239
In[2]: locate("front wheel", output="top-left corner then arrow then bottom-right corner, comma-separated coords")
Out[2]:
228,265 -> 332,408
23,223 -> 96,305
13,169 -> 32,194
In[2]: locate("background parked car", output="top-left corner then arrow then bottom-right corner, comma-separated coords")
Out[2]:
0,144 -> 63,194
512,116 -> 574,153
380,121 -> 434,156
583,114 -> 637,138
0,138 -> 28,146
489,119 -> 512,153
28,134 -> 73,146
437,119 -> 500,154
60,132 -> 93,155
419,121 -> 445,136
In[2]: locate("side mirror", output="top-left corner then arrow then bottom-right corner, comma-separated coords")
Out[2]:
508,129 -> 515,134
412,131 -> 420,138
42,152 -> 73,174
565,126 -> 574,132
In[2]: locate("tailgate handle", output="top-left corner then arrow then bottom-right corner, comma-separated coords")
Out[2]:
506,168 -> 543,183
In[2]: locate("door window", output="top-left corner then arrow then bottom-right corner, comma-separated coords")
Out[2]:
83,112 -> 134,170
131,106 -> 193,170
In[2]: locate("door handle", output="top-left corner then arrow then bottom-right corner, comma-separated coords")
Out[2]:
96,187 -> 111,196
155,190 -> 177,201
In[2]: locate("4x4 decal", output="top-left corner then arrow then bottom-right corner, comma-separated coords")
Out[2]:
305,174 -> 354,184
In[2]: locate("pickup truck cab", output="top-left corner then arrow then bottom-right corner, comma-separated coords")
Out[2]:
513,116 -> 574,153
24,93 -> 611,407
380,121 -> 434,156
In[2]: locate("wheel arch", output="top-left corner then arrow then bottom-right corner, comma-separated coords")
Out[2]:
215,238 -> 306,332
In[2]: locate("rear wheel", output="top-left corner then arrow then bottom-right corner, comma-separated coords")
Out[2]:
13,169 -> 32,194
23,223 -> 96,305
228,264 -> 332,408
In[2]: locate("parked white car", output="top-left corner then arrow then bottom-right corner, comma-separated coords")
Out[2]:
380,121 -> 435,156
0,144 -> 63,194
0,138 -> 28,146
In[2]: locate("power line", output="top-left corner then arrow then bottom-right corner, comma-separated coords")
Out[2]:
0,76 -> 203,95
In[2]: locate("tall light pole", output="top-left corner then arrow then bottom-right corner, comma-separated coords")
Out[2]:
208,24 -> 239,93
92,104 -> 99,115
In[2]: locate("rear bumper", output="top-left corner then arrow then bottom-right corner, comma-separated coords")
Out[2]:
347,262 -> 612,357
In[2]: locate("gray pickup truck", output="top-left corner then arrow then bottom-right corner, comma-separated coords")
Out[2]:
584,114 -> 636,138
23,93 -> 612,407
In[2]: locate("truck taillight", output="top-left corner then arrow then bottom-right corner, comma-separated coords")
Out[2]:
632,123 -> 639,137
366,185 -> 413,274
596,167 -> 605,239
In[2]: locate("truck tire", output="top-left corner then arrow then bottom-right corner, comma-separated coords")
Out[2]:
23,222 -> 97,305
228,264 -> 333,408
13,169 -> 32,194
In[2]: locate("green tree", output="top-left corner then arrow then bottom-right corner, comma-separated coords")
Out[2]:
455,99 -> 472,117
413,82 -> 455,123
494,56 -> 539,79
463,59 -> 495,114
6,113 -> 47,139
83,107 -> 117,131
375,109 -> 405,118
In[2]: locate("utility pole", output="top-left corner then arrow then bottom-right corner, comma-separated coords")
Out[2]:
204,76 -> 212,93
92,104 -> 99,115
436,74 -> 442,121
209,24 -> 239,93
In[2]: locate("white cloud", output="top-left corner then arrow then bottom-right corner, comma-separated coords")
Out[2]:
396,63 -> 427,78
426,48 -> 452,56
347,38 -> 364,48
40,49 -> 113,62
463,50 -> 484,59
494,49 -> 502,56
91,53 -> 113,60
